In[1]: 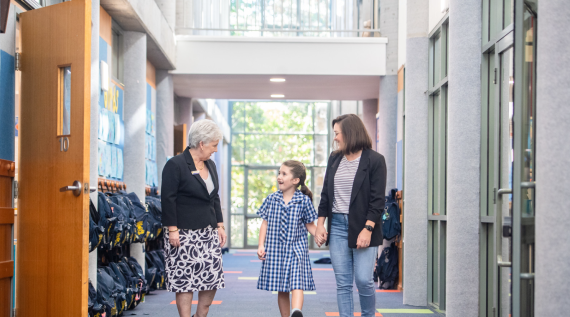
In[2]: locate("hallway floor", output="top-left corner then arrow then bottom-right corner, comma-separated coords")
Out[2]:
133,250 -> 443,317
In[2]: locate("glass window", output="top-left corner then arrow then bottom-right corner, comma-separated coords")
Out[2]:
427,17 -> 448,310
483,0 -> 515,45
229,101 -> 331,248
59,66 -> 71,136
112,29 -> 122,81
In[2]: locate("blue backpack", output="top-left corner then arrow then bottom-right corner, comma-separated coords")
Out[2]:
382,189 -> 401,240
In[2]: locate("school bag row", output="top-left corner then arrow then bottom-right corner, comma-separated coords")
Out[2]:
89,191 -> 164,252
88,256 -> 147,317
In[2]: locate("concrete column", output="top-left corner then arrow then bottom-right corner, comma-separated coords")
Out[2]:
155,0 -> 176,31
535,2 -> 570,316
156,70 -> 174,187
446,0 -> 481,316
377,0 -> 399,193
177,97 -> 193,127
403,0 -> 429,306
377,77 -> 398,192
377,11 -> 396,185
122,31 -> 147,271
88,0 -> 100,288
175,0 -> 192,29
362,99 -> 378,151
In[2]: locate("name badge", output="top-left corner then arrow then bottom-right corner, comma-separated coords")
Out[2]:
192,171 -> 200,175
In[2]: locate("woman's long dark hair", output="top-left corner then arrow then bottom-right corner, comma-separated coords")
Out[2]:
282,160 -> 313,200
332,114 -> 372,155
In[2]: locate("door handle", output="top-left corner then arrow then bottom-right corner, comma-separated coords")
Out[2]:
521,182 -> 535,188
60,180 -> 82,197
496,188 -> 512,267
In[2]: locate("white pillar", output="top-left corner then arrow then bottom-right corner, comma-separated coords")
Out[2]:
156,70 -> 174,187
535,2 -> 570,316
122,31 -> 147,271
403,0 -> 429,306
446,0 -> 482,315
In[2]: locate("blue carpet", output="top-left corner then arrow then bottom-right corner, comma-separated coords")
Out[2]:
129,250 -> 443,316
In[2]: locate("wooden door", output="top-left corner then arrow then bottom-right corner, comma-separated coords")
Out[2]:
0,159 -> 15,317
17,1 -> 91,316
174,124 -> 187,155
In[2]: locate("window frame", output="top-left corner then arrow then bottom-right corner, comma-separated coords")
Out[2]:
228,101 -> 332,249
427,13 -> 449,312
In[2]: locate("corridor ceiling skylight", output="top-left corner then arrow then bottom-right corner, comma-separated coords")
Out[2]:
270,78 -> 286,82
271,94 -> 285,98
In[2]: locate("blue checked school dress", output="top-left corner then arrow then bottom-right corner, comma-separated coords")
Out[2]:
257,190 -> 318,292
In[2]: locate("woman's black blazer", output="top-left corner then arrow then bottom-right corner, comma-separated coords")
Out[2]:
161,147 -> 223,230
317,148 -> 387,248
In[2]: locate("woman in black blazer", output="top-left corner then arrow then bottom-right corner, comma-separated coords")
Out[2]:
316,114 -> 387,317
161,119 -> 227,317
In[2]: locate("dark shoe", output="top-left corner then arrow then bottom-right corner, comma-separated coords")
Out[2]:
291,310 -> 303,317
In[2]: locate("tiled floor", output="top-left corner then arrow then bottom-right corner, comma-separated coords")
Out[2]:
132,250 -> 443,317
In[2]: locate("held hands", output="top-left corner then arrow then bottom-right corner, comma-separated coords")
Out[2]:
257,245 -> 266,260
315,224 -> 328,247
169,230 -> 181,247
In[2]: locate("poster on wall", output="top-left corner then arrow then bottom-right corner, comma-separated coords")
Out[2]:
98,81 -> 124,180
144,83 -> 158,187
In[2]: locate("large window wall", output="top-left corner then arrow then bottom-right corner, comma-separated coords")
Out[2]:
427,14 -> 448,311
229,101 -> 331,248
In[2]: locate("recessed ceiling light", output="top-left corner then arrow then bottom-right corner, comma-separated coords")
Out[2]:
270,78 -> 286,82
271,94 -> 285,98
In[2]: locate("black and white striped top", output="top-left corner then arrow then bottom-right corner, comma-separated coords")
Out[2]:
332,155 -> 361,214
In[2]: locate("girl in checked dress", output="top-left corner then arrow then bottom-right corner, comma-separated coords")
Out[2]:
256,160 -> 325,317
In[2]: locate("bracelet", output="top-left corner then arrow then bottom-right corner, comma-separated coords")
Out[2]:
218,225 -> 225,230
169,228 -> 179,232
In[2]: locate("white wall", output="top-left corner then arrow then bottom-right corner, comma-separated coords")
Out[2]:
398,0 -> 407,69
429,0 -> 449,33
173,36 -> 388,76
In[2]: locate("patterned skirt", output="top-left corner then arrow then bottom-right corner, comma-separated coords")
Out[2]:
163,226 -> 225,292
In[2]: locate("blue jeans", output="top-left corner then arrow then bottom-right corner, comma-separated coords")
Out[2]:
329,213 -> 378,317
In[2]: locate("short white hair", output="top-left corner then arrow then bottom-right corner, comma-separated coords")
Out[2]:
188,119 -> 223,148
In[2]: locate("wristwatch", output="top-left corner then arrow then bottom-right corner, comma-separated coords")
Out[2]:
364,225 -> 374,232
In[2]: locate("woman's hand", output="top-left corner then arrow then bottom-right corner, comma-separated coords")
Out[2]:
169,230 -> 181,247
257,245 -> 266,260
315,224 -> 328,247
356,229 -> 372,249
217,225 -> 227,248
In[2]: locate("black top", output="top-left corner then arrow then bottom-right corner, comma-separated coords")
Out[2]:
317,148 -> 387,248
161,147 -> 223,230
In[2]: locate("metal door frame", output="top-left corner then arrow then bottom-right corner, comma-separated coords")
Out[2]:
512,1 -> 537,315
479,0 -> 516,312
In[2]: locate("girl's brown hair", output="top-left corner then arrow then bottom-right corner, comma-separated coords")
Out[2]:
282,160 -> 313,200
332,114 -> 372,155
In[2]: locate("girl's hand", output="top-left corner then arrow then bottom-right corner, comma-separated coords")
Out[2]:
217,226 -> 227,247
169,230 -> 181,247
356,229 -> 372,249
257,245 -> 266,260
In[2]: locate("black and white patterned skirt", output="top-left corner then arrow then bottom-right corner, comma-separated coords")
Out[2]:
163,226 -> 225,292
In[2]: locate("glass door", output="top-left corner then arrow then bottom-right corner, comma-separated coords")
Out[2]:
494,41 -> 515,317
513,2 -> 537,315
245,168 -> 279,247
481,1 -> 537,316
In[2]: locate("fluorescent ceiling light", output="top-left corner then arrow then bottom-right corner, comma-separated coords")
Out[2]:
271,94 -> 285,98
270,78 -> 286,82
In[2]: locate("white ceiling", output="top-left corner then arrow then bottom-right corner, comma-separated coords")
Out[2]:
172,74 -> 381,100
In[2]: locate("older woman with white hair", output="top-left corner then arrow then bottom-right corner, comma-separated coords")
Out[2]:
162,119 -> 227,317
